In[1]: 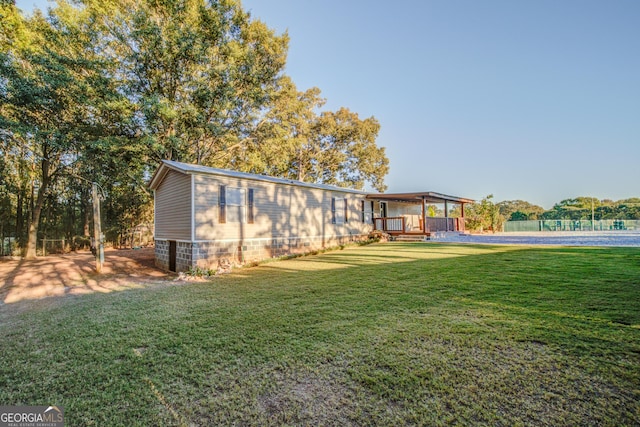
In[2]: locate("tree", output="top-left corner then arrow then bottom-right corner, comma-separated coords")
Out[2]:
0,150 -> 16,254
497,200 -> 545,221
78,0 -> 289,166
1,0 -> 391,257
540,197 -> 640,221
427,205 -> 442,217
236,76 -> 325,179
0,3 -> 128,258
1,12 -> 74,257
465,195 -> 504,232
244,78 -> 389,191
541,197 -> 600,221
617,198 -> 640,220
310,108 -> 388,191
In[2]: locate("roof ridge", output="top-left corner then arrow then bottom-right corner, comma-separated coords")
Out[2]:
151,160 -> 367,194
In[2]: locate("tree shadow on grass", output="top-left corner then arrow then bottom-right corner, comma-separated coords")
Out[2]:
0,248 -> 171,311
1,243 -> 638,426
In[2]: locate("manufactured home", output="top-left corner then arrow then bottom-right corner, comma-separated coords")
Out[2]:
149,160 -> 473,272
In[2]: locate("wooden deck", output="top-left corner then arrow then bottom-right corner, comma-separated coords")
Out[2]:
374,216 -> 465,235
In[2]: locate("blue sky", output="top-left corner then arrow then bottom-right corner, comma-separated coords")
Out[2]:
15,0 -> 640,208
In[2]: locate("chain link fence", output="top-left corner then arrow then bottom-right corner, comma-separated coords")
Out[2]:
504,219 -> 640,232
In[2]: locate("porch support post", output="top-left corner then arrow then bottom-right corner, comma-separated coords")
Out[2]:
421,196 -> 426,234
444,200 -> 449,231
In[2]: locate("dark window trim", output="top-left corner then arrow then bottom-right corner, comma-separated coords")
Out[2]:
219,185 -> 226,223
331,197 -> 336,224
344,198 -> 348,223
248,188 -> 254,224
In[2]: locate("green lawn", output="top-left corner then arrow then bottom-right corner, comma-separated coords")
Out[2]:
1,243 -> 639,426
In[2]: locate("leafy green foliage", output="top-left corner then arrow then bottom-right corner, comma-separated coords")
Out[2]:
464,194 -> 504,232
1,0 -> 390,253
312,108 -> 388,191
493,197 -> 640,224
540,197 -> 640,220
81,0 -> 289,164
240,76 -> 389,191
0,7 -> 119,256
497,199 -> 545,220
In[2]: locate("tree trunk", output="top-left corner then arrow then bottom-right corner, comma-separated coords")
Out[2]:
24,159 -> 51,259
15,146 -> 26,248
16,187 -> 24,247
24,190 -> 45,259
83,188 -> 91,237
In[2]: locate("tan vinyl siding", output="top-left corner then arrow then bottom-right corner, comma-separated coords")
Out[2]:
194,174 -> 371,242
154,170 -> 192,240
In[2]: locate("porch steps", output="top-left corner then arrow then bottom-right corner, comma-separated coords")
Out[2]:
393,232 -> 448,242
394,235 -> 427,242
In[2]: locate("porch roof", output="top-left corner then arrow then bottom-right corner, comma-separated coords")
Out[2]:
366,192 -> 474,205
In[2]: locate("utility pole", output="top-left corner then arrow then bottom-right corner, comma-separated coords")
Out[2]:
92,183 -> 104,273
591,197 -> 595,232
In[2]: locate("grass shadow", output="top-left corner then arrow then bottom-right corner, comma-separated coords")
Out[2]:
0,243 -> 638,425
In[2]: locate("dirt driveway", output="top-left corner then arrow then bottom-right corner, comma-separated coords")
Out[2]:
0,247 -> 172,309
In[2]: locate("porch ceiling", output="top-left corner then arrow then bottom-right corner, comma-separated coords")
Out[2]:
366,192 -> 475,204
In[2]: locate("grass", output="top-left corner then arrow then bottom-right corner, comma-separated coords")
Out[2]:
1,243 -> 639,426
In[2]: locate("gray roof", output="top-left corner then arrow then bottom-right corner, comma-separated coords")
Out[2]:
149,160 -> 474,204
149,160 -> 367,194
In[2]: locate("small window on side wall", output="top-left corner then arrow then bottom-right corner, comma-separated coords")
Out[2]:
332,197 -> 346,224
219,186 -> 249,223
361,200 -> 372,223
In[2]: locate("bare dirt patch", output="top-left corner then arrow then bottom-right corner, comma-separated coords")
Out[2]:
0,247 -> 172,308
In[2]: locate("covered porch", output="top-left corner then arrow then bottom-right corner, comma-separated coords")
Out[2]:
366,192 -> 474,237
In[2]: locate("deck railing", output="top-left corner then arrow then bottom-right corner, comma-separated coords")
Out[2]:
374,217 -> 406,233
375,216 -> 465,234
424,217 -> 461,232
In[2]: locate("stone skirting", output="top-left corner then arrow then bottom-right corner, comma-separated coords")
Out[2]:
176,241 -> 193,272
155,240 -> 169,270
155,235 -> 366,272
155,240 -> 193,272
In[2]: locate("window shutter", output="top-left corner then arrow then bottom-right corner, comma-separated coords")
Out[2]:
248,188 -> 254,224
361,200 -> 365,223
344,198 -> 348,223
219,185 -> 226,224
331,198 -> 336,224
371,201 -> 375,223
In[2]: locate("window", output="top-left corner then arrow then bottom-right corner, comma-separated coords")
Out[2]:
380,201 -> 388,218
361,200 -> 372,223
219,186 -> 248,223
332,197 -> 348,224
227,187 -> 246,223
